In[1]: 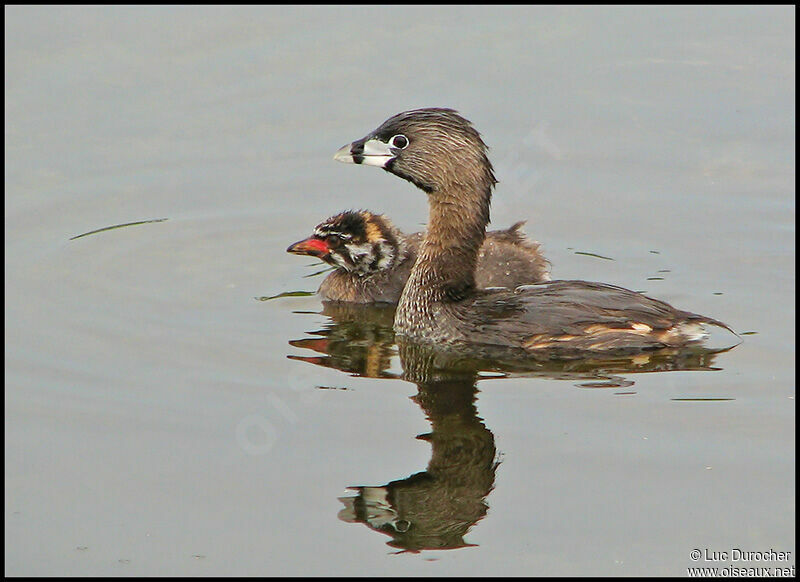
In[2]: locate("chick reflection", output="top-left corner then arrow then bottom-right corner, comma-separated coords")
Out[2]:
288,302 -> 400,379
339,341 -> 496,551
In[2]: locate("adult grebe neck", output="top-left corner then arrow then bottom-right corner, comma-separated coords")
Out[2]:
398,181 -> 492,319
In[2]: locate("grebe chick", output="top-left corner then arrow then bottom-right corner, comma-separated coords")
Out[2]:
287,209 -> 549,303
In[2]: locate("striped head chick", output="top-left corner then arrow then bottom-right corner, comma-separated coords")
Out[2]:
287,210 -> 408,277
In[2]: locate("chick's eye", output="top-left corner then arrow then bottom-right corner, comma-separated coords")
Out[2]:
389,134 -> 408,149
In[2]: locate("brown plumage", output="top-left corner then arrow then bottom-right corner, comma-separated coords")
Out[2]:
287,209 -> 550,303
333,108 -> 738,355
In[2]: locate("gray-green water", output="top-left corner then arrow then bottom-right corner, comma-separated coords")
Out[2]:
6,5 -> 794,576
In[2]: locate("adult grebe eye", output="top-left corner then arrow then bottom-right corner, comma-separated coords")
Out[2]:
389,134 -> 408,149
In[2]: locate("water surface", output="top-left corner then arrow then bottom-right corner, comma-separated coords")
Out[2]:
5,5 -> 795,576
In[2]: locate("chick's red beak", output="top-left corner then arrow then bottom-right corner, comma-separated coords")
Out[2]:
286,236 -> 330,258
